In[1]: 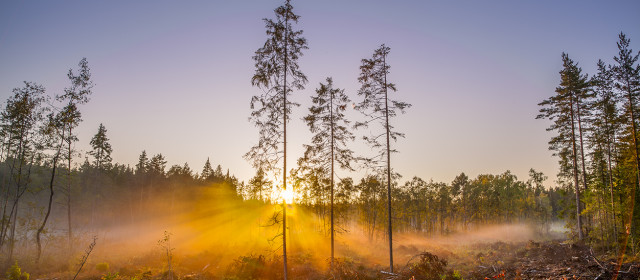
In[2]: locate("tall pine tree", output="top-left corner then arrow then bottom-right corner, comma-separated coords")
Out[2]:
538,53 -> 590,240
612,32 -> 640,250
245,1 -> 307,278
355,44 -> 410,273
299,77 -> 356,269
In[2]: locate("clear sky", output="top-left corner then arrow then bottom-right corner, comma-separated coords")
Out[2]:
1,1 -> 639,186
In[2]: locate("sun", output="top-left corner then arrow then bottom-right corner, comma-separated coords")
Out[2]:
282,187 -> 294,204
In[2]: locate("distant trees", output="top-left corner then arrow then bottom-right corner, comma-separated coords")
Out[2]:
247,167 -> 272,201
355,44 -> 410,272
245,0 -> 307,277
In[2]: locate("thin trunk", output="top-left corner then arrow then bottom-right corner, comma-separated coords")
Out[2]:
383,48 -> 394,273
36,131 -> 65,264
0,132 -> 13,241
330,88 -> 335,271
576,100 -> 590,236
67,125 -> 73,252
282,8 -> 289,280
570,93 -> 584,240
626,81 -> 640,254
7,201 -> 18,264
607,121 -> 620,253
7,133 -> 28,265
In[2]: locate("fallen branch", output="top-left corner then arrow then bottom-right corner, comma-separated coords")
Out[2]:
589,248 -> 606,271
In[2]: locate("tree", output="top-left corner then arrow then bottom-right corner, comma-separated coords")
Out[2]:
89,123 -> 112,170
298,77 -> 355,269
245,0 -> 307,277
590,59 -> 621,251
200,157 -> 214,183
537,53 -> 590,240
247,167 -> 272,201
354,44 -> 410,272
0,81 -> 46,263
611,32 -> 640,248
59,58 -> 93,251
136,150 -> 148,175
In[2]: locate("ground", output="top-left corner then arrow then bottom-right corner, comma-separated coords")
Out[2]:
445,240 -> 640,280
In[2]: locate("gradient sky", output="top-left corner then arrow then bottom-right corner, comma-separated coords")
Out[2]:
1,1 -> 639,186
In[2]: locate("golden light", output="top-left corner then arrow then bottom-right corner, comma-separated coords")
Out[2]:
282,187 -> 294,204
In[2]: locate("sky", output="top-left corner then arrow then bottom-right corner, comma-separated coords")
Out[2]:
1,1 -> 639,186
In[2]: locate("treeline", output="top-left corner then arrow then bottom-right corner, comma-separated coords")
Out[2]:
286,169 -> 562,239
537,32 -> 640,253
0,62 -> 564,266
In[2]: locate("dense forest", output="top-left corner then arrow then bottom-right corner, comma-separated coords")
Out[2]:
1,0 -> 639,279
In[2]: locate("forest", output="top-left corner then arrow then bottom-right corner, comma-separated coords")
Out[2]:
1,0 -> 640,279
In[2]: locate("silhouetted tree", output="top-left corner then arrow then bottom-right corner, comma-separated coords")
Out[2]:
298,77 -> 355,269
60,58 -> 93,251
200,157 -> 214,183
89,123 -> 112,170
354,44 -> 410,272
245,0 -> 307,277
0,81 -> 46,263
248,167 -> 272,201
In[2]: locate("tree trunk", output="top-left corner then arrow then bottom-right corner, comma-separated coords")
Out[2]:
626,82 -> 640,253
282,7 -> 289,280
382,48 -> 394,273
68,125 -> 73,252
36,132 -> 65,264
569,93 -> 584,240
607,121 -> 619,253
330,87 -> 335,271
576,99 -> 590,236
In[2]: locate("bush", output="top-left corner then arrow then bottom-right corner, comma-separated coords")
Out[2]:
96,262 -> 110,273
101,272 -> 119,280
6,262 -> 29,280
329,257 -> 378,280
398,252 -> 462,280
225,254 -> 282,280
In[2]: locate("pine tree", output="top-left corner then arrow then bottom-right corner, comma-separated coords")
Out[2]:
89,123 -> 112,170
590,59 -> 621,251
298,77 -> 355,269
248,167 -> 272,201
354,44 -> 410,272
245,1 -> 307,277
537,53 -> 591,240
136,150 -> 148,175
611,32 -> 640,248
200,157 -> 214,182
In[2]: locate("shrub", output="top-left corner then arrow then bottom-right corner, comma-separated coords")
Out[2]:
6,262 -> 29,280
399,252 -> 462,280
96,262 -> 110,273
